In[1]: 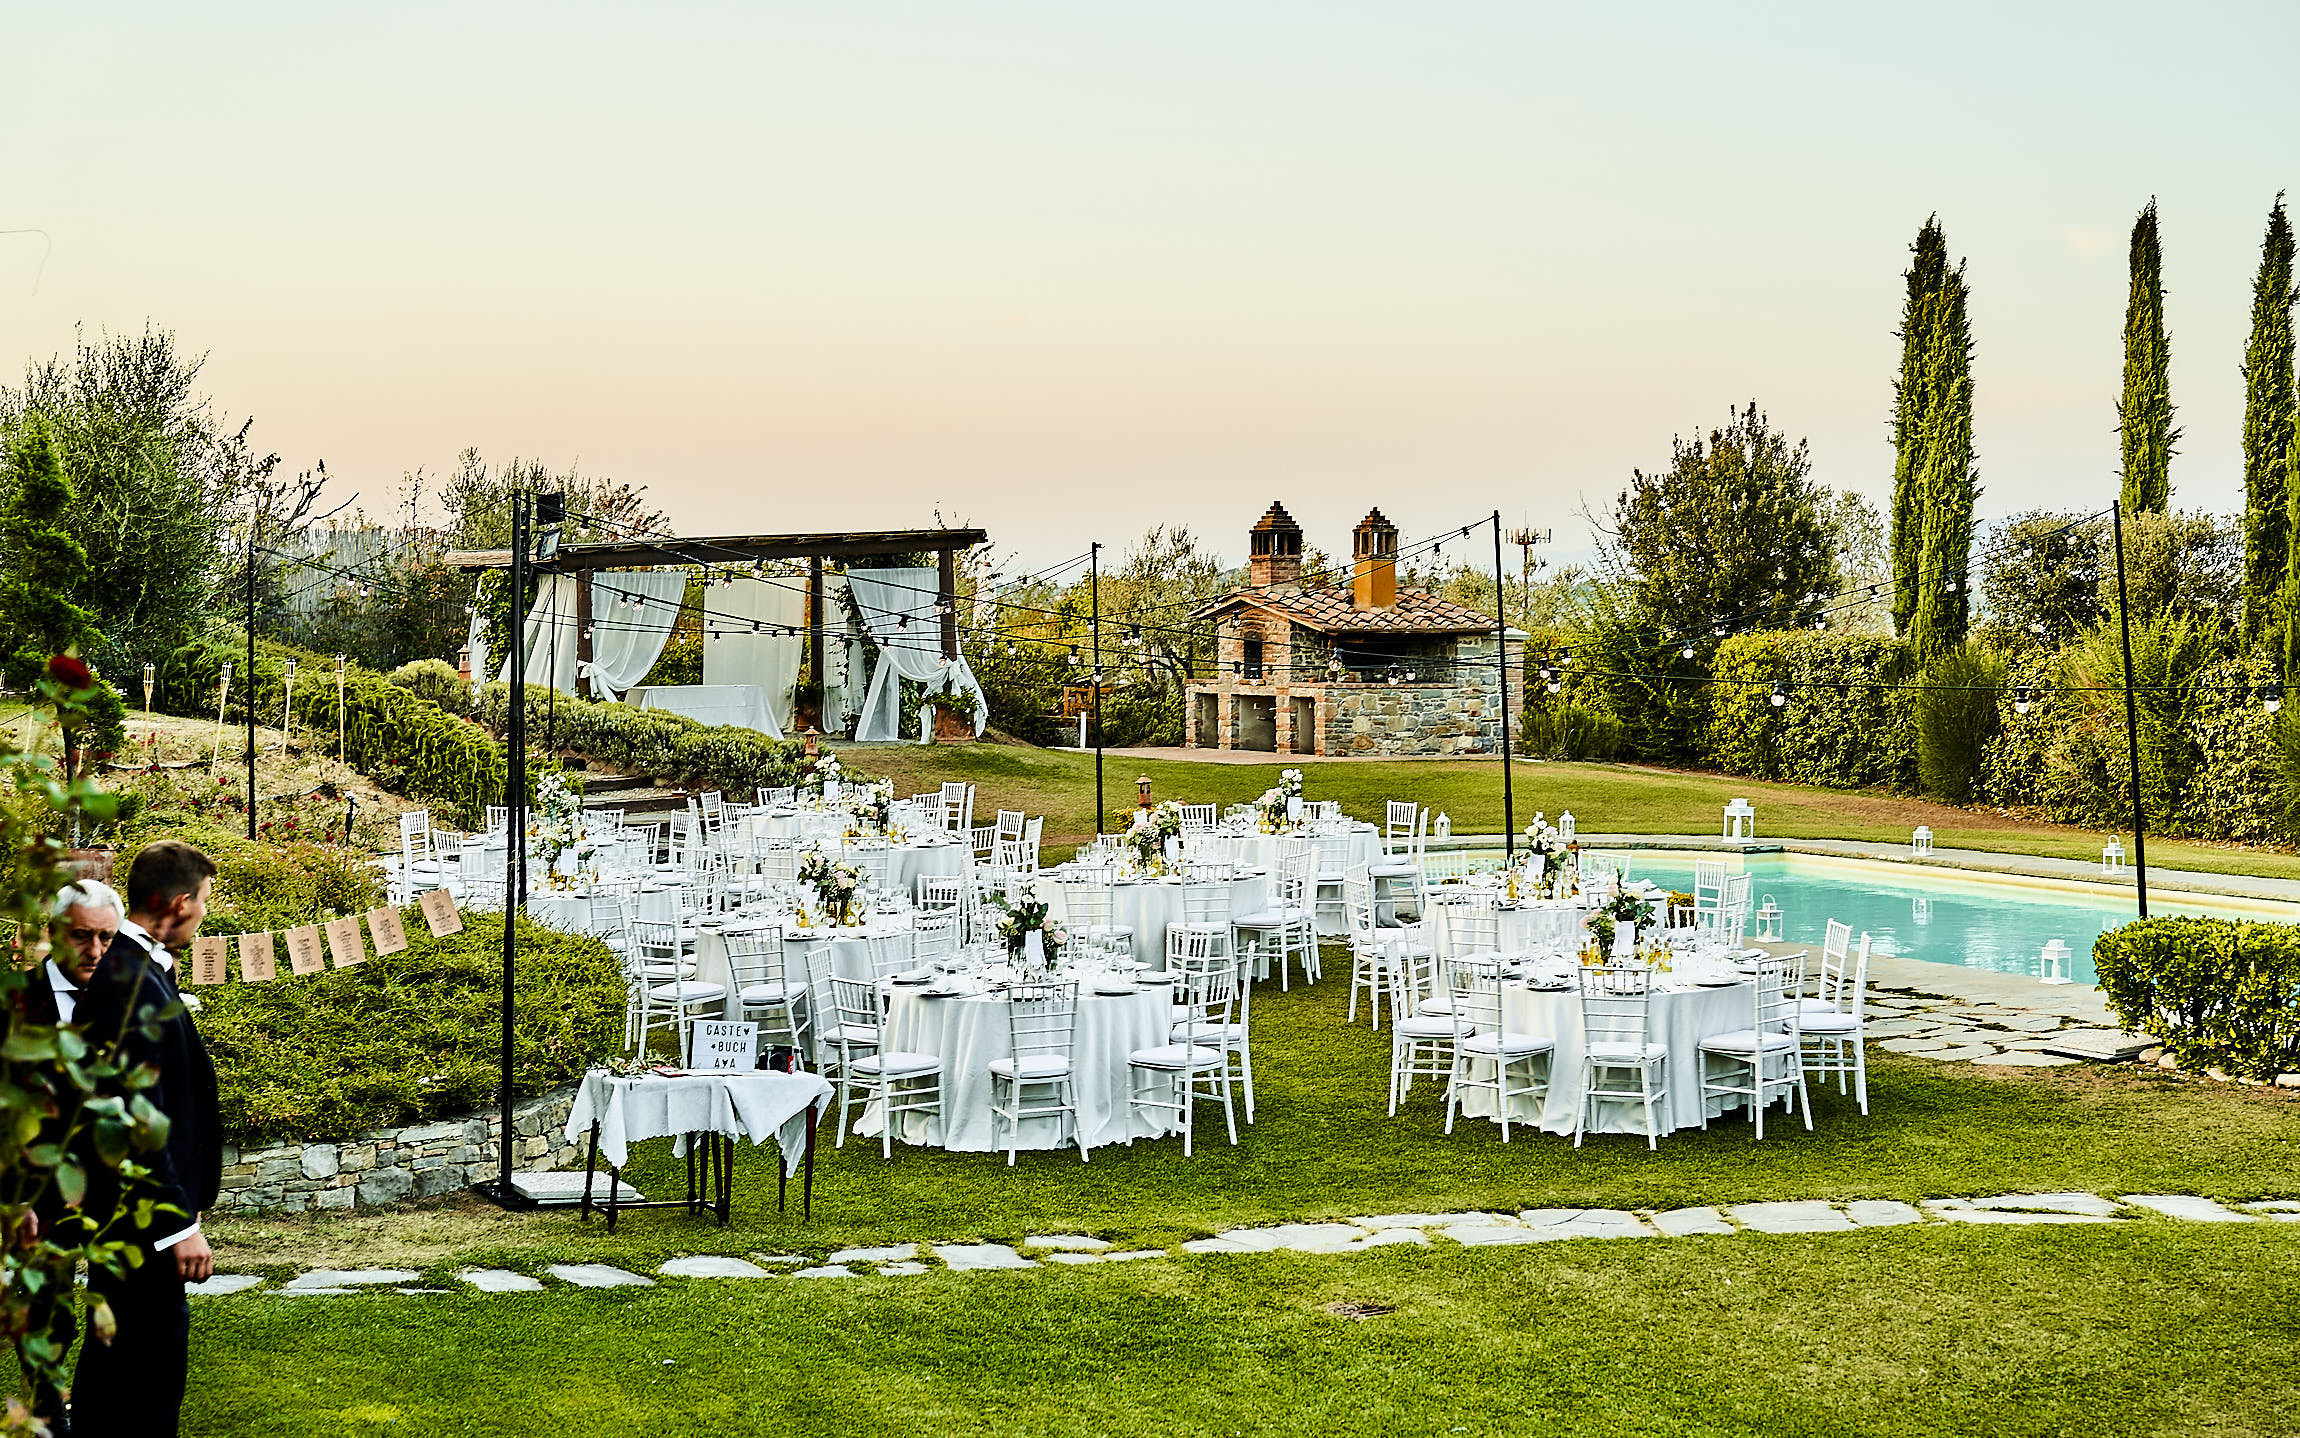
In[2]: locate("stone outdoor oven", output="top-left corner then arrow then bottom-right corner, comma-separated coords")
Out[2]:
1183,503 -> 1524,756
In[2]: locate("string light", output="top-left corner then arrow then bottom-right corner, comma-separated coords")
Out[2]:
1769,685 -> 1787,708
2014,685 -> 2034,715
2264,683 -> 2285,715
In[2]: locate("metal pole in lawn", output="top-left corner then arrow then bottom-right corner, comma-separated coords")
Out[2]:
2110,501 -> 2149,918
1491,512 -> 1515,865
500,490 -> 528,1195
245,543 -> 257,841
1091,541 -> 1104,836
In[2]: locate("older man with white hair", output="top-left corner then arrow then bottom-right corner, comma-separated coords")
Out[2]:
32,877 -> 124,1027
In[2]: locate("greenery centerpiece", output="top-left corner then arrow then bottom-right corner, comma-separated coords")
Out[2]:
851,779 -> 894,834
1257,768 -> 1305,830
1589,887 -> 1658,959
1125,800 -> 1185,872
530,770 -> 590,888
987,883 -> 1068,971
796,751 -> 845,801
796,847 -> 865,925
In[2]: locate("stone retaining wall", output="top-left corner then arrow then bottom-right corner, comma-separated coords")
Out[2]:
214,1086 -> 585,1214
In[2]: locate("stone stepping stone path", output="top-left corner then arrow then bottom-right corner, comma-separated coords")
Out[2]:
184,1192 -> 2294,1297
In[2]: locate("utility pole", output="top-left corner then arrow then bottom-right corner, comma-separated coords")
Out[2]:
1505,525 -> 1551,635
1492,513 -> 1516,862
2110,501 -> 2149,917
1090,542 -> 1104,836
499,489 -> 528,1198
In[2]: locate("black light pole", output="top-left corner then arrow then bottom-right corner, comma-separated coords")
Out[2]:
245,544 -> 257,840
2110,501 -> 2149,917
1090,541 -> 1104,835
499,491 -> 528,1196
1490,512 -> 1515,863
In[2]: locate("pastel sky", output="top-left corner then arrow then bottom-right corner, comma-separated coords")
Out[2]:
5,2 -> 2297,574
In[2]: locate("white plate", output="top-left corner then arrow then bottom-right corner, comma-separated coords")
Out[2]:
921,985 -> 964,998
1092,983 -> 1138,997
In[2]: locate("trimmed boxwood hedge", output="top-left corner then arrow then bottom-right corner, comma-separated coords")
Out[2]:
195,910 -> 624,1145
475,682 -> 806,798
2094,917 -> 2300,1080
1703,631 -> 1917,790
154,636 -> 505,825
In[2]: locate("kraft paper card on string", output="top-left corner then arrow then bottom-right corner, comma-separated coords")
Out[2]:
285,925 -> 327,976
366,905 -> 409,956
419,888 -> 462,938
325,916 -> 366,970
190,936 -> 228,986
237,931 -> 276,983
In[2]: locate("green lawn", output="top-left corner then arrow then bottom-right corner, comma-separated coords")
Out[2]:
853,741 -> 2300,882
186,1225 -> 2300,1437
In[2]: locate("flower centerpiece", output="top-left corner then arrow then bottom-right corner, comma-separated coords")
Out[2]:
1588,887 -> 1656,959
796,752 -> 845,801
531,771 -> 591,889
851,780 -> 894,834
1521,812 -> 1568,895
1257,768 -> 1305,831
796,847 -> 865,925
986,883 -> 1068,971
1125,800 -> 1186,872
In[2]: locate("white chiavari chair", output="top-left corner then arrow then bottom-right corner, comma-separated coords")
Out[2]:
1800,930 -> 1871,1113
990,981 -> 1086,1164
827,974 -> 942,1157
625,919 -> 723,1057
727,931 -> 809,1056
1178,803 -> 1218,833
1578,964 -> 1669,1150
1441,956 -> 1552,1142
1055,863 -> 1131,965
1386,944 -> 1456,1115
1130,930 -> 1240,1157
1234,845 -> 1315,990
1699,952 -> 1810,1139
939,782 -> 975,836
1309,833 -> 1352,934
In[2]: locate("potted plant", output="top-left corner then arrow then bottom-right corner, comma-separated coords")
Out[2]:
923,688 -> 976,744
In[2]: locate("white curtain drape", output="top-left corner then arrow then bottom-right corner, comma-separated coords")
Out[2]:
498,570 -> 686,700
844,567 -> 988,742
702,576 -> 807,732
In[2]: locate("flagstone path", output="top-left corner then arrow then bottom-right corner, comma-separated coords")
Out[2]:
1848,990 -> 2146,1066
185,1193 -> 2298,1297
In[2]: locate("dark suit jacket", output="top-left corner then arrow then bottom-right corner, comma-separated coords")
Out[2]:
20,967 -> 71,1028
79,935 -> 223,1246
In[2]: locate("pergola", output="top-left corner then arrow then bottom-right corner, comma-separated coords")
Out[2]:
445,526 -> 988,700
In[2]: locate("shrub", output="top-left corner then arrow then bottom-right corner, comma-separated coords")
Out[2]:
118,820 -> 381,934
387,656 -> 470,716
476,682 -> 806,796
1702,631 -> 1916,788
2093,917 -> 2300,1080
195,909 -> 624,1144
1915,643 -> 2006,803
1520,698 -> 1624,761
153,636 -> 506,824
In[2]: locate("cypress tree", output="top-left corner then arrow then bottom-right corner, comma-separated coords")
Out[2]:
0,416 -> 99,688
2118,200 -> 2179,514
1890,218 -> 1950,636
2243,194 -> 2296,640
1909,268 -> 1979,659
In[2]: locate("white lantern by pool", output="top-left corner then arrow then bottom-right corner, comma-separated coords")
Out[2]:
1755,894 -> 1784,942
1434,811 -> 1452,839
1911,825 -> 1933,856
1559,810 -> 1576,841
1722,798 -> 1756,845
2101,840 -> 2125,875
2040,938 -> 2074,986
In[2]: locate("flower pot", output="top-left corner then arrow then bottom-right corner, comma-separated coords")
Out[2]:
931,707 -> 975,744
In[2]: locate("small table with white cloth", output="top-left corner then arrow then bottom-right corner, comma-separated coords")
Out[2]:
564,1068 -> 833,1226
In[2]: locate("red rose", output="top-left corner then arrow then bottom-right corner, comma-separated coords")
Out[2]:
45,655 -> 92,690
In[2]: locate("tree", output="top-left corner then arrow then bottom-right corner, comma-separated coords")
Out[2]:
1890,217 -> 1951,637
0,417 -> 99,689
2242,195 -> 2297,639
1978,510 -> 2108,650
1908,272 -> 1980,659
2118,200 -> 2179,514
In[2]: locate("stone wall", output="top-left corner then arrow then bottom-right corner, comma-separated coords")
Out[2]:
214,1086 -> 585,1215
1324,678 -> 1506,756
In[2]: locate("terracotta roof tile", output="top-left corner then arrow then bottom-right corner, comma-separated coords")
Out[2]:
1195,583 -> 1495,635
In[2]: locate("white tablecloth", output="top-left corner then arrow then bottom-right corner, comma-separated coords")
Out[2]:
627,684 -> 783,739
527,883 -> 678,935
1424,897 -> 1593,958
692,917 -> 917,1062
1045,870 -> 1273,969
564,1069 -> 832,1173
866,973 -> 1183,1153
727,819 -> 971,898
1449,979 -> 1755,1136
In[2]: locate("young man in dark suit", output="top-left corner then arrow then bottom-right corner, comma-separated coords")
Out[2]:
71,841 -> 222,1438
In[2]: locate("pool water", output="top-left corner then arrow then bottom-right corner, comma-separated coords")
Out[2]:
1589,852 -> 2291,986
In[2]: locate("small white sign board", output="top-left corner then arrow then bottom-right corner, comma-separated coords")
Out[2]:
686,1020 -> 759,1072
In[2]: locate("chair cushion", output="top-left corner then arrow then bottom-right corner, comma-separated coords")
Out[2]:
1417,998 -> 1457,1017
1586,1039 -> 1669,1064
1392,1015 -> 1455,1040
1367,859 -> 1415,877
1461,1031 -> 1550,1057
1234,908 -> 1308,927
1129,1042 -> 1224,1071
1700,1028 -> 1798,1055
738,983 -> 799,1005
1171,1021 -> 1248,1045
1799,1012 -> 1863,1035
1799,998 -> 1853,1016
988,1054 -> 1072,1081
645,981 -> 726,1002
854,1051 -> 940,1078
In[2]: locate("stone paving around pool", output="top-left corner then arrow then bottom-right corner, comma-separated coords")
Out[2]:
184,1192 -> 2299,1296
1855,989 -> 2144,1067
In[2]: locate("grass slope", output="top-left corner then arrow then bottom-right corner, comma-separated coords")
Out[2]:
853,742 -> 2300,881
188,1226 -> 2300,1437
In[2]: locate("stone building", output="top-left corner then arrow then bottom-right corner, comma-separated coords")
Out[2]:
1184,503 -> 1525,756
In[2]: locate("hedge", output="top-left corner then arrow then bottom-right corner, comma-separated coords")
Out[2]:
194,909 -> 624,1145
154,636 -> 505,826
2094,917 -> 2300,1080
475,682 -> 807,797
1703,631 -> 1917,789
119,820 -> 381,935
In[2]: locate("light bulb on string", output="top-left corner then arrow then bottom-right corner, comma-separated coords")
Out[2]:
2014,685 -> 2034,716
1681,643 -> 1696,659
2264,683 -> 2285,715
1769,685 -> 1786,709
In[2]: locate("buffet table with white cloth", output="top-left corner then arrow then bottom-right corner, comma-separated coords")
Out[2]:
1447,971 -> 1757,1137
1044,868 -> 1273,970
562,1068 -> 834,1225
627,683 -> 783,738
860,971 -> 1184,1153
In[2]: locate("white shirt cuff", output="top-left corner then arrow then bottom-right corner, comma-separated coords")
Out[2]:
153,1221 -> 200,1250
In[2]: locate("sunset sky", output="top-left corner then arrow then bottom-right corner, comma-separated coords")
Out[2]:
6,3 -> 2297,573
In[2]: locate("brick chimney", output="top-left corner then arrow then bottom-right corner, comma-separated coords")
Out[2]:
1352,508 -> 1398,610
1247,502 -> 1304,590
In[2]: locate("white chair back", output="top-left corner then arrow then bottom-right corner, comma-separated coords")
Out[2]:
1179,803 -> 1218,832
1384,801 -> 1419,855
1580,963 -> 1653,1054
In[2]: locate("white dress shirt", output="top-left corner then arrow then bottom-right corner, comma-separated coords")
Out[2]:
43,960 -> 80,1024
112,919 -> 200,1253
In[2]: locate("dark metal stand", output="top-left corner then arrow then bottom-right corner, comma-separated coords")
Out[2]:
577,1100 -> 823,1231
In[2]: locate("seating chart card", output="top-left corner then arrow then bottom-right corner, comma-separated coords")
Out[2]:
325,916 -> 366,969
190,936 -> 228,986
419,888 -> 463,937
237,931 -> 276,983
285,925 -> 326,976
367,905 -> 409,956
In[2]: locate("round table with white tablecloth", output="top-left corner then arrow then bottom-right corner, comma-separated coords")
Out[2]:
861,971 -> 1184,1153
1444,970 -> 1759,1137
1043,869 -> 1272,969
526,881 -> 679,936
723,819 -> 970,898
1423,896 -> 1594,959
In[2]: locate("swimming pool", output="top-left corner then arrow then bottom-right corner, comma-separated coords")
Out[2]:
1580,851 -> 2295,986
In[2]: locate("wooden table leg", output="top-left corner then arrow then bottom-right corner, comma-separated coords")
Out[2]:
717,1133 -> 732,1227
606,1163 -> 622,1233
